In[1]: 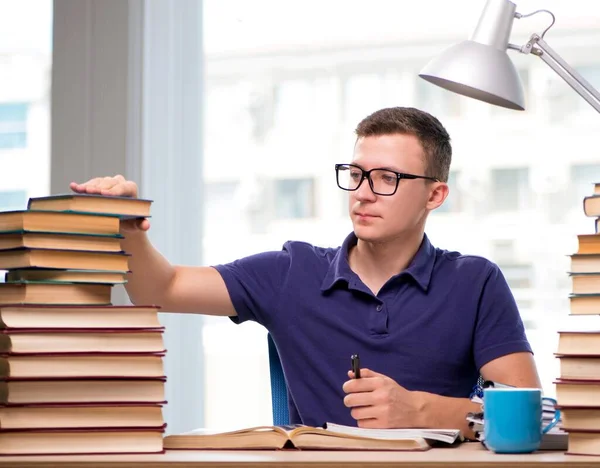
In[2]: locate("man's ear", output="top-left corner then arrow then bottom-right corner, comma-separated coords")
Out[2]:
426,182 -> 449,211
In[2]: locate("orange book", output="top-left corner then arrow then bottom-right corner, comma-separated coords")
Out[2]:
0,305 -> 161,329
0,231 -> 123,252
0,248 -> 129,271
576,234 -> 600,255
0,353 -> 165,379
0,427 -> 165,455
0,379 -> 166,405
4,269 -> 127,284
0,329 -> 165,354
0,404 -> 164,430
28,194 -> 152,219
0,211 -> 120,236
0,282 -> 112,306
555,379 -> 600,406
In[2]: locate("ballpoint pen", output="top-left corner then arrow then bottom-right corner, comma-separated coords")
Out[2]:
351,353 -> 361,379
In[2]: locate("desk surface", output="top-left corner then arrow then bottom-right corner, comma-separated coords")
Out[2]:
0,442 -> 598,468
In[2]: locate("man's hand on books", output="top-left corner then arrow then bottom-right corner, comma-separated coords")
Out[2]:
342,368 -> 426,429
70,175 -> 150,232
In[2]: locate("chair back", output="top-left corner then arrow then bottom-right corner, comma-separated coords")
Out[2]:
267,333 -> 290,425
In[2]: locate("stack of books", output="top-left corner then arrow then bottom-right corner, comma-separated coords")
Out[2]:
555,183 -> 600,456
0,194 -> 166,455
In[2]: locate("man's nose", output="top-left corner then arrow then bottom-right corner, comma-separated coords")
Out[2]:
354,176 -> 377,201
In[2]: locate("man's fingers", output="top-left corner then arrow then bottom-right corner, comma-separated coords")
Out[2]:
343,392 -> 373,408
357,418 -> 382,429
100,184 -> 127,197
70,177 -> 103,193
342,375 -> 381,394
70,176 -> 138,198
100,179 -> 138,198
350,406 -> 378,421
138,218 -> 151,231
123,180 -> 139,197
96,176 -> 121,191
119,218 -> 150,233
359,368 -> 384,378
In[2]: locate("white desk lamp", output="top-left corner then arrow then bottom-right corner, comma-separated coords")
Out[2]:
419,0 -> 600,113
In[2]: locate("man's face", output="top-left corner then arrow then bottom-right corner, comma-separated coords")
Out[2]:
348,133 -> 442,243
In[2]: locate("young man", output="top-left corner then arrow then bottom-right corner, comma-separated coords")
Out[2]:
70,107 -> 540,436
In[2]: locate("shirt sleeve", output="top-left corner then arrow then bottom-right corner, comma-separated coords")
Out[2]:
473,262 -> 533,371
212,249 -> 291,327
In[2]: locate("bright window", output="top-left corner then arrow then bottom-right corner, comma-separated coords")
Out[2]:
0,189 -> 27,211
0,102 -> 28,149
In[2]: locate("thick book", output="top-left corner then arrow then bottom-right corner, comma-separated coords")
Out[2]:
28,194 -> 152,219
568,294 -> 600,315
0,353 -> 165,379
0,230 -> 123,252
5,269 -> 128,284
0,329 -> 165,354
555,379 -> 600,406
576,234 -> 600,255
559,406 -> 600,432
558,331 -> 600,356
0,247 -> 129,271
569,254 -> 600,274
0,305 -> 161,329
0,211 -> 120,236
556,355 -> 600,381
0,427 -> 164,455
583,195 -> 600,218
0,404 -> 164,429
0,282 -> 112,306
566,430 -> 600,456
0,378 -> 166,405
570,273 -> 600,295
163,423 -> 461,451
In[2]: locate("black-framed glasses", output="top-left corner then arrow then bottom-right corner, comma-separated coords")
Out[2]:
335,163 -> 439,196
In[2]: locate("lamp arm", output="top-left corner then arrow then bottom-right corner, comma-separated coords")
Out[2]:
511,33 -> 600,113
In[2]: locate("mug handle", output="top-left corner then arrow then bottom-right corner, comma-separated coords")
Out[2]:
542,397 -> 561,434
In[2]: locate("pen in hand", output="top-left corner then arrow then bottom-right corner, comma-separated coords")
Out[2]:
351,353 -> 361,379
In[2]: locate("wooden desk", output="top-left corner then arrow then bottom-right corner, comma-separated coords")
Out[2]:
0,442 -> 598,468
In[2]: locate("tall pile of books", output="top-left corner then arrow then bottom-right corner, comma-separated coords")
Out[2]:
556,183 -> 600,456
0,194 -> 166,455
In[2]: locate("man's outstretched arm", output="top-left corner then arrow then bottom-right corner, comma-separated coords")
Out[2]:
70,175 -> 236,316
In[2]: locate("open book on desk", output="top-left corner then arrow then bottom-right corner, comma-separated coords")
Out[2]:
163,423 -> 462,451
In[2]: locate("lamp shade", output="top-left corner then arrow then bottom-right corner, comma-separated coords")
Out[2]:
419,0 -> 525,110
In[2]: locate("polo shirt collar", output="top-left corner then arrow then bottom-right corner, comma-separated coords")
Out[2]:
320,232 -> 436,292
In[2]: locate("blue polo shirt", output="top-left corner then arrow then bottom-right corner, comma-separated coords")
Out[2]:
214,232 -> 532,427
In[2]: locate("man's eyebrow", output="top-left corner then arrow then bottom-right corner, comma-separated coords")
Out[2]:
378,166 -> 404,172
354,163 -> 404,173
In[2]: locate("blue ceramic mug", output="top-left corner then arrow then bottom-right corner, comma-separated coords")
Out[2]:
483,388 -> 560,454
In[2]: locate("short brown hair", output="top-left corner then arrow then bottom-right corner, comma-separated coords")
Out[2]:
354,107 -> 452,182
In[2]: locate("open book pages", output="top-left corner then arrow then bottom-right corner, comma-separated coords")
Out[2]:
163,424 -> 462,451
323,423 -> 462,444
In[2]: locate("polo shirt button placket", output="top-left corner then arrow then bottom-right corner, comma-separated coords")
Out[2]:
376,304 -> 382,312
